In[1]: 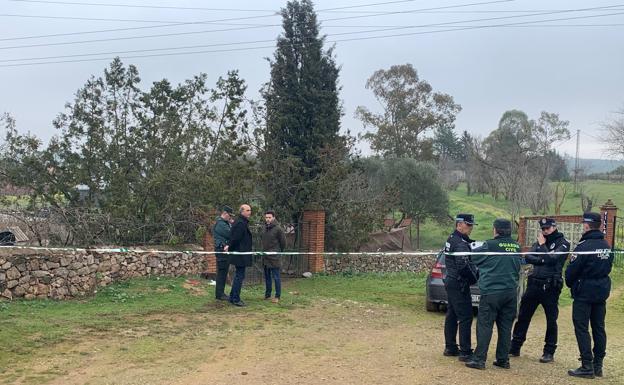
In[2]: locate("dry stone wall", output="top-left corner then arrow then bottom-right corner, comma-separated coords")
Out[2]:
324,253 -> 438,275
0,247 -> 206,300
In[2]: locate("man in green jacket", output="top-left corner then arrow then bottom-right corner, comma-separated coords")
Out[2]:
212,206 -> 233,301
465,218 -> 522,370
262,210 -> 286,303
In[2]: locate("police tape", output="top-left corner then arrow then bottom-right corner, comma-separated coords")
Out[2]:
0,245 -> 610,256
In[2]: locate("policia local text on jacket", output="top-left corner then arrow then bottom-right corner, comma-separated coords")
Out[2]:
565,226 -> 613,378
466,223 -> 521,370
510,227 -> 570,360
443,224 -> 476,359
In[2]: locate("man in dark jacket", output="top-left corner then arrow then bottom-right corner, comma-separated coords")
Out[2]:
465,219 -> 522,370
262,210 -> 286,303
227,204 -> 253,307
566,212 -> 613,379
510,217 -> 570,363
443,213 -> 477,361
213,205 -> 233,301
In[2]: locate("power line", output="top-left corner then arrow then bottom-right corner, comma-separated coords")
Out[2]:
0,0 -> 513,49
0,0 -> 512,42
2,2 -> 619,50
4,11 -> 624,63
7,0 -> 423,12
3,11 -> 624,68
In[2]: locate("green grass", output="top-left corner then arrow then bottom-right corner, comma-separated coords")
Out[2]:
0,273 -> 428,372
413,181 -> 624,250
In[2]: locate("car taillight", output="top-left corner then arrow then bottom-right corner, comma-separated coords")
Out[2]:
431,261 -> 444,279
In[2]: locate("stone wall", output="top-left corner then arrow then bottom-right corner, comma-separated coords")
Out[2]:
324,253 -> 438,275
0,247 -> 206,300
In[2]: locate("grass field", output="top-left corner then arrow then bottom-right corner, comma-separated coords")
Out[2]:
1,271 -> 623,384
415,181 -> 624,250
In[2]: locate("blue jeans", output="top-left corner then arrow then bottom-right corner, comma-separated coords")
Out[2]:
264,267 -> 281,298
229,266 -> 246,303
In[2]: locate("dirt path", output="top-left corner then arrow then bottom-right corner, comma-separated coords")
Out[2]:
4,293 -> 610,385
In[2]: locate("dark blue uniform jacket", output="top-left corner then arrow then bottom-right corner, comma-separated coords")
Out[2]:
565,230 -> 613,303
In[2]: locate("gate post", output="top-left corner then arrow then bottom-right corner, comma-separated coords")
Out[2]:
202,209 -> 219,275
302,208 -> 325,273
600,199 -> 618,247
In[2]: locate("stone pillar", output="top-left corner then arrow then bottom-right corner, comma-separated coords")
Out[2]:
600,199 -> 618,247
518,217 -> 527,248
302,209 -> 325,273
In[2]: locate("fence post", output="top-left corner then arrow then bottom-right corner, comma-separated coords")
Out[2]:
302,208 -> 325,273
202,209 -> 218,275
600,199 -> 618,248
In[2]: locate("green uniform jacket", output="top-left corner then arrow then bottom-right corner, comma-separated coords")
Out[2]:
212,216 -> 231,250
472,236 -> 522,295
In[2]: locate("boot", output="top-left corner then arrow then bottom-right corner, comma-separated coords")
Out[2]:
458,349 -> 473,362
568,361 -> 595,379
465,360 -> 485,370
594,360 -> 603,377
443,348 -> 459,357
508,345 -> 520,357
540,353 -> 554,363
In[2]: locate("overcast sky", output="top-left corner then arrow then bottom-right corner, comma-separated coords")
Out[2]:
1,0 -> 623,159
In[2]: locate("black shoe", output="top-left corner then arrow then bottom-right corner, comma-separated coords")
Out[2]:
594,365 -> 603,377
540,353 -> 554,363
568,364 -> 595,379
458,350 -> 473,362
493,360 -> 510,369
216,294 -> 229,301
508,347 -> 520,357
231,300 -> 247,307
465,360 -> 485,370
443,349 -> 460,357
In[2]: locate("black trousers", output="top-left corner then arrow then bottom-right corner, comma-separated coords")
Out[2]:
444,279 -> 473,354
511,280 -> 561,354
572,300 -> 607,365
473,289 -> 517,364
215,252 -> 229,299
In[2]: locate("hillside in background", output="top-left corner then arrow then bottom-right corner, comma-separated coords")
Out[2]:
415,180 -> 624,250
564,155 -> 624,174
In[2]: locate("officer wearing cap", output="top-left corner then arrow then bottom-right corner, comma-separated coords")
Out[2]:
213,205 -> 233,301
509,217 -> 570,363
566,212 -> 613,379
442,213 -> 478,361
465,218 -> 522,370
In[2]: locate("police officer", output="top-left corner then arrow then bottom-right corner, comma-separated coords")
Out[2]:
566,212 -> 613,379
510,218 -> 570,363
213,206 -> 233,301
465,219 -> 522,370
443,213 -> 478,362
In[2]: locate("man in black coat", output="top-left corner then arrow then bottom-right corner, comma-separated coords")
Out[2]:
212,205 -> 233,301
443,213 -> 478,362
227,204 -> 253,307
510,217 -> 570,363
566,212 -> 613,379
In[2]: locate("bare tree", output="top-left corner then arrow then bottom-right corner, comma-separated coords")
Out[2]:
602,107 -> 624,159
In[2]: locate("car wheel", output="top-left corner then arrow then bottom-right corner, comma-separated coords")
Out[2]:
426,300 -> 440,312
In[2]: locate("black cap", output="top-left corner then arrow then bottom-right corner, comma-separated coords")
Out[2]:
221,205 -> 234,215
455,213 -> 476,225
538,217 -> 557,228
582,212 -> 601,223
493,218 -> 512,231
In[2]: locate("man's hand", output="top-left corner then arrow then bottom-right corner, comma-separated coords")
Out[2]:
224,245 -> 229,252
537,233 -> 546,246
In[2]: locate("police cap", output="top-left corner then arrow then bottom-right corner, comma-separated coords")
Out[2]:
455,213 -> 476,225
221,205 -> 234,215
538,217 -> 557,229
493,218 -> 512,231
582,212 -> 601,223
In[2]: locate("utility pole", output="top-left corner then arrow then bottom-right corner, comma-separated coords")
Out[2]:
574,129 -> 580,192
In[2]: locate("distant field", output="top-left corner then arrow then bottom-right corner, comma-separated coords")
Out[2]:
415,180 -> 624,250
